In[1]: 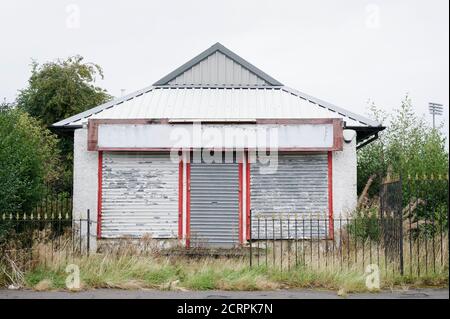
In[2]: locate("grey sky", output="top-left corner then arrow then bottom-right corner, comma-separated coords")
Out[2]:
0,0 -> 448,139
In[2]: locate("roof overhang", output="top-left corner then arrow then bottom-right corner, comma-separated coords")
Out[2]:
346,125 -> 385,149
52,86 -> 381,128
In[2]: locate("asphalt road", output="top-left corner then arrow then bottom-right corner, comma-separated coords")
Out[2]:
0,288 -> 448,299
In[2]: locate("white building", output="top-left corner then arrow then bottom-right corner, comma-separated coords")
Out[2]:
53,43 -> 383,249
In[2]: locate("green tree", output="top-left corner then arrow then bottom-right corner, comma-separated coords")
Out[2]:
0,100 -> 13,112
357,94 -> 448,204
0,108 -> 60,213
16,56 -> 111,191
16,55 -> 111,126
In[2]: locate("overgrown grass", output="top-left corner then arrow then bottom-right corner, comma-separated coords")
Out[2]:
1,234 -> 448,293
1,251 -> 447,293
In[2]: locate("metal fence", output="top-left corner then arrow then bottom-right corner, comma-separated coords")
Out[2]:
248,214 -> 448,275
21,188 -> 73,221
248,174 -> 449,276
0,210 -> 94,272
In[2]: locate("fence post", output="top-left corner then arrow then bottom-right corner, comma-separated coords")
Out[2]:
87,209 -> 90,256
249,209 -> 252,267
398,176 -> 404,276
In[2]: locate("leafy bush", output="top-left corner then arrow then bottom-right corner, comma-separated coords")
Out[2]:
0,109 -> 60,213
347,207 -> 381,241
357,95 -> 449,206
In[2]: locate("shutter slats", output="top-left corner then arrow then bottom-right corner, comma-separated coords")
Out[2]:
190,162 -> 239,247
250,153 -> 329,239
101,152 -> 179,238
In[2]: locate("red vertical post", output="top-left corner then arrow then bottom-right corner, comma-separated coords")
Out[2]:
246,153 -> 251,241
327,151 -> 334,239
178,159 -> 183,239
186,162 -> 191,248
97,151 -> 103,238
238,162 -> 243,244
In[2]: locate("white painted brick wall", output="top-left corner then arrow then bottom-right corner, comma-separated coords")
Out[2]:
73,128 -> 98,251
332,131 -> 357,218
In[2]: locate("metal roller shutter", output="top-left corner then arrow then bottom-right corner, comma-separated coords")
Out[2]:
250,153 -> 329,239
101,152 -> 178,238
190,163 -> 240,248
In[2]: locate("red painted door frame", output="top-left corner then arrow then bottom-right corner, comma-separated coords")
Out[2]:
186,162 -> 191,248
97,151 -> 103,238
327,151 -> 334,239
178,160 -> 183,239
246,152 -> 251,241
98,151 -> 333,244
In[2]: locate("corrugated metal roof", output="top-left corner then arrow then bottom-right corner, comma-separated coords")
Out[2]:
52,43 -> 381,128
56,86 -> 378,127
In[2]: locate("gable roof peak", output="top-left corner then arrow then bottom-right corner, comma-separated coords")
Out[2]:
153,42 -> 283,87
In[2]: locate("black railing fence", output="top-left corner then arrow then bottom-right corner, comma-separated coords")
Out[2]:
0,210 -> 94,273
24,186 -> 73,221
248,214 -> 448,276
248,174 -> 449,276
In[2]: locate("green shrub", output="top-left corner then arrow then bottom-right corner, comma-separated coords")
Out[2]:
347,208 -> 381,241
0,109 -> 60,214
358,95 -> 448,210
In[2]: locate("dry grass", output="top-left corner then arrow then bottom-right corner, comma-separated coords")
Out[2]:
0,234 -> 447,293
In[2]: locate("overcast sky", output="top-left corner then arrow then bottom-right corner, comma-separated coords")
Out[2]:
1,0 -> 448,140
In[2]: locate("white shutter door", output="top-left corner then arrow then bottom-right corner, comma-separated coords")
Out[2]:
250,153 -> 329,239
101,152 -> 178,238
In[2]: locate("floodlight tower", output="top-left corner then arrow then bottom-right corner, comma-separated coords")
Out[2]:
429,102 -> 443,129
